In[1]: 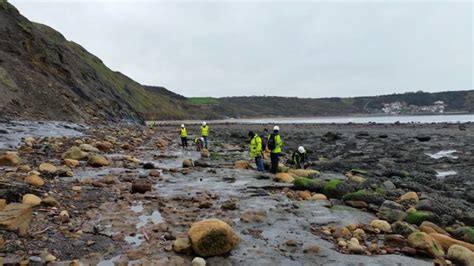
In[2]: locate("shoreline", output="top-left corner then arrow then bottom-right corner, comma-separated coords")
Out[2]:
148,113 -> 474,126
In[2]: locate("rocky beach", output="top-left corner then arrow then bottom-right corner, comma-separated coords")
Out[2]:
0,120 -> 473,265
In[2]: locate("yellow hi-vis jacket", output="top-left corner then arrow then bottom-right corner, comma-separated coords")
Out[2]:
249,134 -> 262,158
180,128 -> 187,137
268,134 -> 283,153
201,125 -> 209,137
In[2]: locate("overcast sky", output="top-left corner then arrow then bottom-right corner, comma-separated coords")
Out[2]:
10,0 -> 473,98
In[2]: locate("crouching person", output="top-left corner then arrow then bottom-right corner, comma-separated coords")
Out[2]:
292,146 -> 311,169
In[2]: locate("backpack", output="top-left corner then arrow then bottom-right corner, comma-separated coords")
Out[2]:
267,134 -> 276,150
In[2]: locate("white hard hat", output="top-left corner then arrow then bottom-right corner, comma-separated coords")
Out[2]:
200,137 -> 204,141
181,124 -> 185,128
298,146 -> 305,153
273,125 -> 279,131
202,121 -> 207,126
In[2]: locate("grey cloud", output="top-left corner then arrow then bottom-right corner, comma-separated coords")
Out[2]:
10,0 -> 473,97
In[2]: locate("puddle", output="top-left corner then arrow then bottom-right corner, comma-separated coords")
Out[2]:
130,202 -> 144,213
136,211 -> 162,228
426,150 -> 458,159
124,234 -> 144,247
232,180 -> 251,186
73,167 -> 129,180
0,120 -> 84,150
436,170 -> 457,178
97,255 -> 121,266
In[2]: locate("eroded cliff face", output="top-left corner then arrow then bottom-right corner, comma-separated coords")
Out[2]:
0,1 -> 215,123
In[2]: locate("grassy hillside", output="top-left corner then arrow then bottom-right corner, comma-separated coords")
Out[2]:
195,90 -> 473,119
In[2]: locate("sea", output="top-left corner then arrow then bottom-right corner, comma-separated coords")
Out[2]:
152,113 -> 474,125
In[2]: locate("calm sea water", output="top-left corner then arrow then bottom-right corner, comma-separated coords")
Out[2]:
153,114 -> 473,125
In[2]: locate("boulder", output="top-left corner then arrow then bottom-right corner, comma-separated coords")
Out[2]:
293,177 -> 326,193
371,219 -> 392,233
391,221 -> 418,237
406,210 -> 440,225
63,159 -> 80,168
131,180 -> 152,194
297,191 -> 311,200
347,238 -> 364,254
22,194 -> 41,206
17,165 -> 31,173
310,194 -> 327,201
0,153 -> 21,166
274,173 -> 294,183
323,180 -> 356,199
142,162 -> 155,169
234,160 -> 250,170
79,144 -> 100,153
321,132 -> 341,142
0,203 -> 32,236
287,169 -> 320,178
348,175 -> 366,184
420,221 -> 449,236
453,227 -> 474,244
126,155 -> 141,163
87,155 -> 109,167
342,190 -> 385,206
192,257 -> 206,266
346,201 -> 368,209
382,180 -> 396,190
41,196 -> 60,207
378,207 -> 407,223
39,163 -> 57,174
353,228 -> 366,241
95,142 -> 113,152
415,135 -> 431,142
400,192 -> 419,204
384,234 -> 408,248
240,210 -> 267,223
447,245 -> 474,266
407,232 -> 444,258
201,149 -> 210,158
173,237 -> 192,253
59,210 -> 70,223
430,233 -> 474,252
377,200 -> 407,223
183,159 -> 193,168
62,147 -> 88,161
188,219 -> 240,257
24,174 -> 44,187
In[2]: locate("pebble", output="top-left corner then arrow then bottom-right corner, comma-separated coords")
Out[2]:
192,257 -> 206,266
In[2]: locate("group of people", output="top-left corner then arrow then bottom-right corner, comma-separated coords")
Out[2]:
178,122 -> 310,174
179,122 -> 209,151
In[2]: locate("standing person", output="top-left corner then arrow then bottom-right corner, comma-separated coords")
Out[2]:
248,131 -> 264,172
200,121 -> 209,149
180,124 -> 188,148
268,125 -> 283,174
260,128 -> 269,159
292,146 -> 311,169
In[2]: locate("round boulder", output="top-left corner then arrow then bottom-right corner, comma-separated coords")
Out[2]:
87,155 -> 109,167
188,218 -> 240,257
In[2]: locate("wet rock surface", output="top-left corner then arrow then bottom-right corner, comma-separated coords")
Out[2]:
0,121 -> 472,265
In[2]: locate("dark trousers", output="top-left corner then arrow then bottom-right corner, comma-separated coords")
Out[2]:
181,137 -> 188,148
270,152 -> 279,174
202,136 -> 208,149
